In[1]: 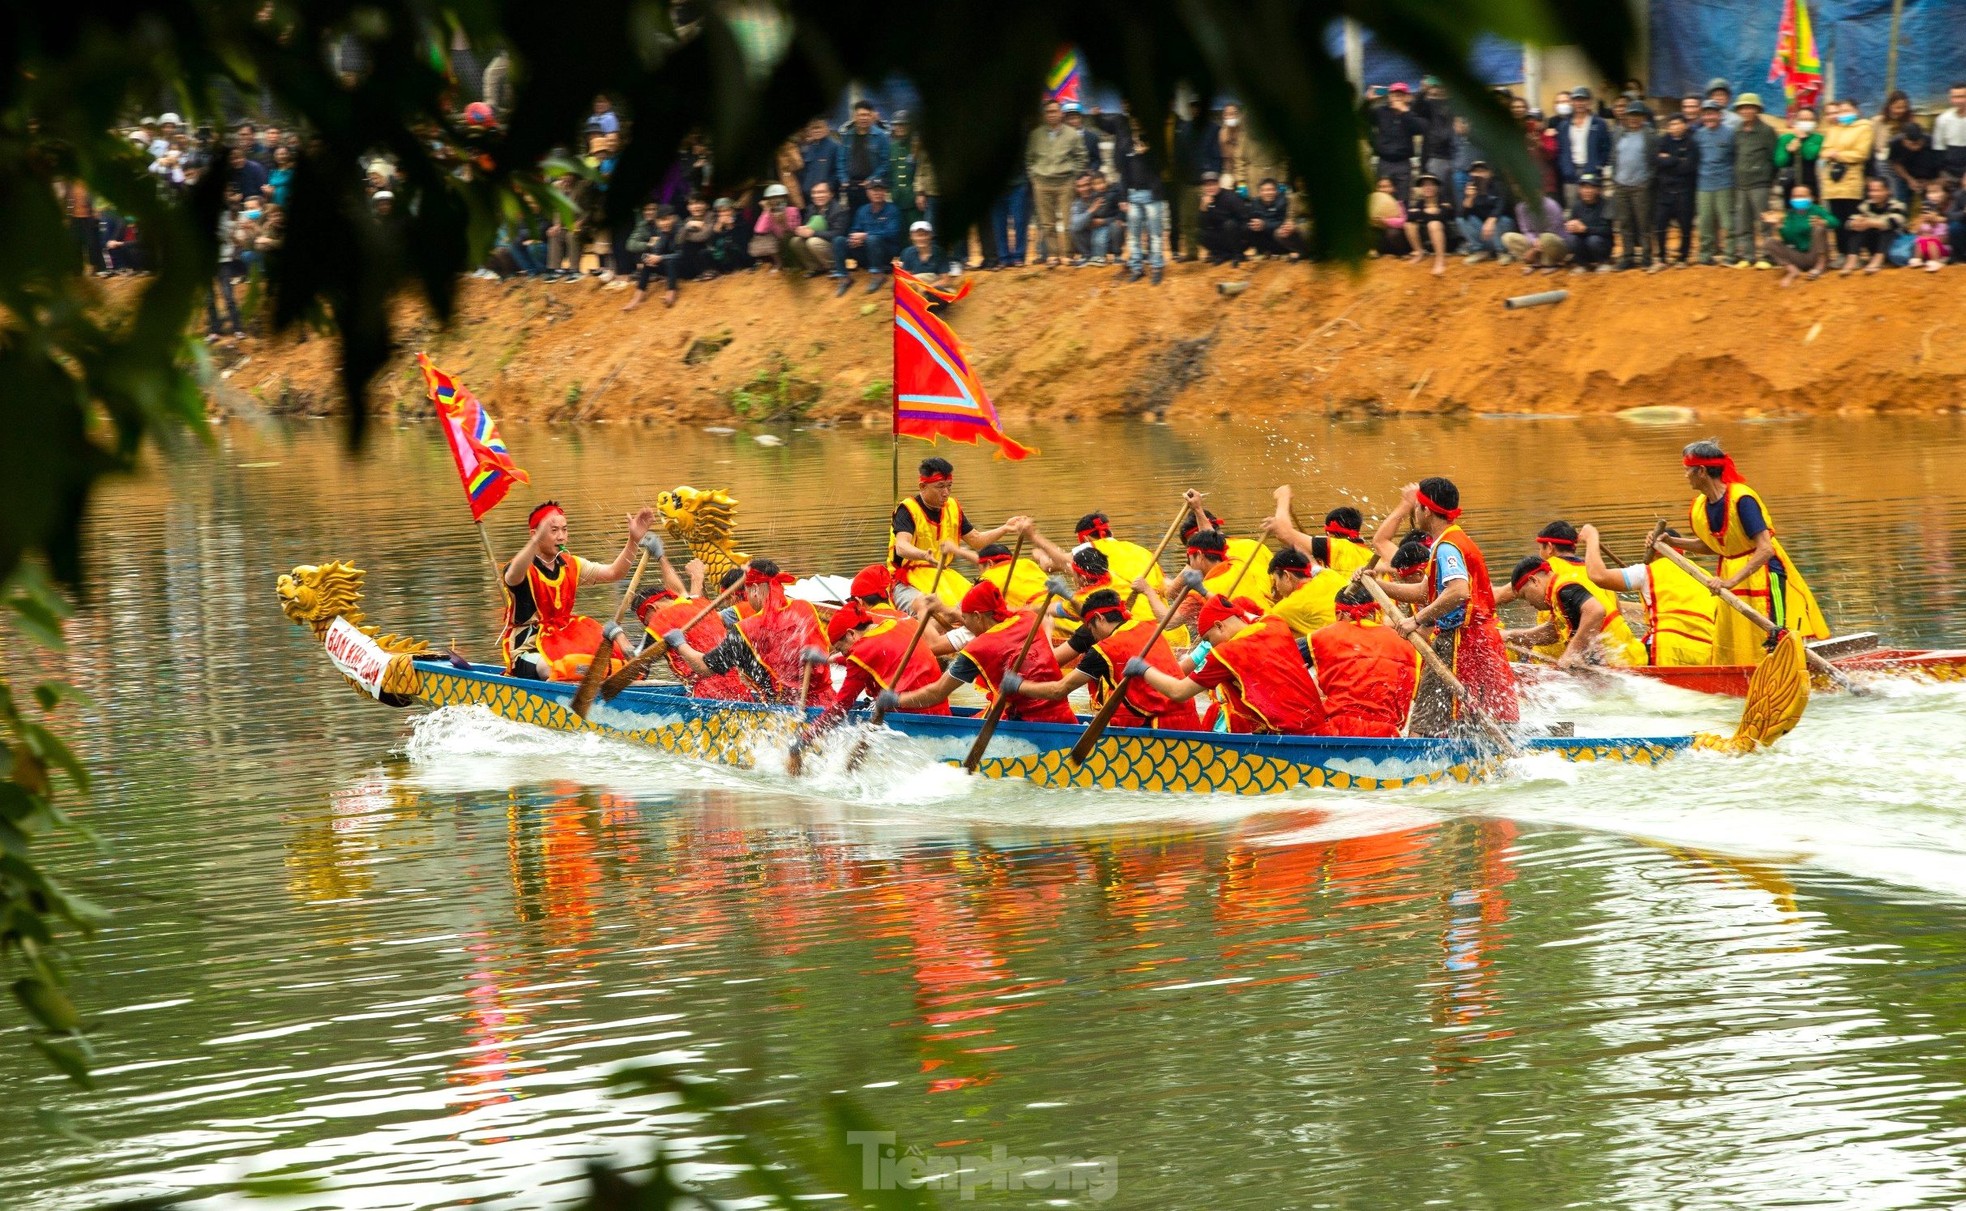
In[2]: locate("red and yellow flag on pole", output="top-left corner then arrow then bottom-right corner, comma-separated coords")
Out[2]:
417,353 -> 531,521
1769,0 -> 1822,108
891,268 -> 1035,461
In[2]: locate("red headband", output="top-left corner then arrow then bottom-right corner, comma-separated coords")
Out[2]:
1415,490 -> 1461,521
1541,535 -> 1577,548
1078,570 -> 1112,588
978,552 -> 1012,567
1683,454 -> 1744,484
1512,560 -> 1551,593
744,567 -> 797,587
919,472 -> 953,485
1186,544 -> 1226,559
1077,518 -> 1113,540
1325,521 -> 1361,539
1334,600 -> 1378,620
528,504 -> 565,529
1081,602 -> 1126,622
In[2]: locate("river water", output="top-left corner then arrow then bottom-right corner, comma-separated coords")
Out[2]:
8,414 -> 1966,1209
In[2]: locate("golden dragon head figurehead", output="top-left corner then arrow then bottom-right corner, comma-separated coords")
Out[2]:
657,486 -> 749,583
277,560 -> 370,638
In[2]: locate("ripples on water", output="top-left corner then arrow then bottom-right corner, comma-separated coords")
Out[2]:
6,417 -> 1966,1208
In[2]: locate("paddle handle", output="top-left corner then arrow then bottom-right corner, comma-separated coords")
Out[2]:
1359,573 -> 1518,756
570,550 -> 654,717
961,590 -> 1059,773
1649,539 -> 1858,692
1124,498 -> 1195,611
1068,577 -> 1198,766
598,581 -> 743,700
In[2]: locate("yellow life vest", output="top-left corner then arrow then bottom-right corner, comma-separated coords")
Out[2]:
1687,483 -> 1829,664
1267,569 -> 1347,638
1199,546 -> 1274,608
1323,536 -> 1374,576
1091,537 -> 1158,589
1644,557 -> 1717,667
887,495 -> 973,606
980,556 -> 1050,610
1544,557 -> 1647,666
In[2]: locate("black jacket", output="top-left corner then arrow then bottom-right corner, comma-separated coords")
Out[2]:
1120,140 -> 1164,197
1567,195 -> 1614,240
1247,193 -> 1290,231
1654,133 -> 1696,195
1198,188 -> 1247,237
1368,102 -> 1427,160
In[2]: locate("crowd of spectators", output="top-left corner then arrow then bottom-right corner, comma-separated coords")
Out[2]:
69,69 -> 1966,336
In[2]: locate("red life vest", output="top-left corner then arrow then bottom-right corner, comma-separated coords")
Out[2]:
962,612 -> 1078,725
1311,620 -> 1416,738
737,596 -> 837,708
641,596 -> 755,701
1203,615 -> 1327,735
1088,619 -> 1203,731
502,554 -> 613,681
1424,524 -> 1519,724
843,620 -> 951,714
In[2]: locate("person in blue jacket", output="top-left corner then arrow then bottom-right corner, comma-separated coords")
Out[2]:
834,179 -> 902,294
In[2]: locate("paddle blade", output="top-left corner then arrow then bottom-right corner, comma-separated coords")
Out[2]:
1698,629 -> 1811,753
569,635 -> 616,719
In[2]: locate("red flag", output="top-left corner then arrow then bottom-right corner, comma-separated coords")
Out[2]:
891,269 -> 1036,461
1769,0 -> 1822,109
417,353 -> 531,521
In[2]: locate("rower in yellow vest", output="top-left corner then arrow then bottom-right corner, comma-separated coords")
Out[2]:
1263,486 -> 1376,578
973,541 -> 1050,610
1073,512 -> 1159,587
1264,547 -> 1348,638
1182,528 -> 1274,608
1497,520 -> 1596,661
1179,489 -> 1271,592
1680,440 -> 1829,665
887,456 -> 1029,610
1501,556 -> 1646,669
1577,523 -> 1716,666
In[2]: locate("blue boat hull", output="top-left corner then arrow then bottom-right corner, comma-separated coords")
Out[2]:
403,660 -> 1692,795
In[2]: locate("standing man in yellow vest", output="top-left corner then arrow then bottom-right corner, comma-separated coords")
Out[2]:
1575,523 -> 1716,666
888,456 -> 1027,610
1680,439 -> 1829,664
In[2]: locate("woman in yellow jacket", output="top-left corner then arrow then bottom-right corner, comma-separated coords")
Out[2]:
1817,99 -> 1875,268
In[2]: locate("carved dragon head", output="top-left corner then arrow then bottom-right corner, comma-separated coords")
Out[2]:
277,560 -> 370,638
657,486 -> 749,581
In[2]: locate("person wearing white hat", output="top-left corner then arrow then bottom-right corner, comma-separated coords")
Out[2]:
898,219 -> 943,284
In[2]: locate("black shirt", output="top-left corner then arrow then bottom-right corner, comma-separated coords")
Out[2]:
699,631 -> 779,695
1066,626 -> 1112,681
892,497 -> 974,538
1554,583 -> 1592,634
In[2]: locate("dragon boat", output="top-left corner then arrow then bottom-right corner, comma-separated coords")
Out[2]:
275,554 -> 1813,798
1621,644 -> 1966,697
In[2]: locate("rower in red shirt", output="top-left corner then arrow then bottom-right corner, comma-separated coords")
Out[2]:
892,579 -> 1079,724
815,598 -> 952,729
1130,594 -> 1328,735
1010,588 -> 1203,730
1309,583 -> 1418,738
663,558 -> 834,707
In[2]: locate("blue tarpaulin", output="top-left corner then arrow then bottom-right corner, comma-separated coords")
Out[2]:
1321,25 -> 1527,89
1649,0 -> 1966,109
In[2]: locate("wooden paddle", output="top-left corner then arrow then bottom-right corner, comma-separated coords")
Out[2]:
568,540 -> 657,718
962,575 -> 1074,774
1068,569 -> 1203,767
1505,639 -> 1615,686
1358,572 -> 1520,757
843,551 -> 953,771
1124,499 -> 1197,611
783,646 -> 831,776
1648,538 -> 1864,694
594,580 -> 744,703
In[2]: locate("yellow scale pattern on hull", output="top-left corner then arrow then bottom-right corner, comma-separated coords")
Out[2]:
414,667 -> 1677,797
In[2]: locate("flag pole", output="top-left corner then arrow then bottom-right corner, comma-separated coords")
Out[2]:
476,520 -> 506,600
